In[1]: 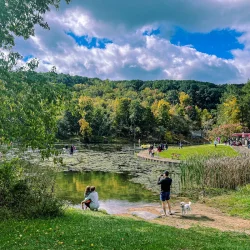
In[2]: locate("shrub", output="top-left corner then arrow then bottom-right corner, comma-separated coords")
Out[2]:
0,159 -> 64,219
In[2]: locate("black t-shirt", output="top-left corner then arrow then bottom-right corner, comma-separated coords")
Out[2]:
158,177 -> 172,192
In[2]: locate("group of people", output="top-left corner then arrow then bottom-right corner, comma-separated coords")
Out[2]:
215,138 -> 250,147
80,171 -> 173,217
148,143 -> 169,157
64,145 -> 76,155
81,186 -> 100,211
224,138 -> 244,146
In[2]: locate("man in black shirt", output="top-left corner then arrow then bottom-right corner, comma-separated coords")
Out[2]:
157,170 -> 172,216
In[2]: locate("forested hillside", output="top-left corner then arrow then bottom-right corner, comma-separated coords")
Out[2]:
9,71 -> 245,144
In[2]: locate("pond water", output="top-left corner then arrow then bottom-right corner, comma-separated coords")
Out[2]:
56,171 -> 159,214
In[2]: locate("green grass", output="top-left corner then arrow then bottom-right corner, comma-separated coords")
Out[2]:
1,209 -> 250,250
159,144 -> 238,160
206,185 -> 250,219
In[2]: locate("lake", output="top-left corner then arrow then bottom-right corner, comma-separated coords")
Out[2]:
54,143 -> 181,214
56,171 -> 159,214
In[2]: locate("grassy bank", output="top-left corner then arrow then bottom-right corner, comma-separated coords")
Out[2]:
159,144 -> 238,160
1,209 -> 250,250
206,185 -> 250,219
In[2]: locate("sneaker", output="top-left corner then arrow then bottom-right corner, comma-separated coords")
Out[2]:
169,212 -> 174,215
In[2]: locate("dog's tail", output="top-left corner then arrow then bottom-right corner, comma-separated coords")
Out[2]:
188,201 -> 192,206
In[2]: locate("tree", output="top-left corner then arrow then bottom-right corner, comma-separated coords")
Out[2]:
91,104 -> 112,137
57,111 -> 81,139
217,91 -> 240,126
79,118 -> 92,141
113,98 -> 131,136
179,92 -> 192,107
207,123 -> 243,141
0,0 -> 70,48
78,96 -> 94,124
0,73 -> 67,149
0,0 -> 72,148
0,0 -> 72,218
152,99 -> 170,128
141,106 -> 155,138
129,100 -> 144,139
240,81 -> 250,128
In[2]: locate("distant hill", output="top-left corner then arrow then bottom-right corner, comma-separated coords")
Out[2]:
23,71 -> 244,110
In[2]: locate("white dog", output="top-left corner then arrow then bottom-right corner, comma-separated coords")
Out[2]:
180,201 -> 192,215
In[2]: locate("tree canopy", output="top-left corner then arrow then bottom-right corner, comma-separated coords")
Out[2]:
0,0 -> 70,48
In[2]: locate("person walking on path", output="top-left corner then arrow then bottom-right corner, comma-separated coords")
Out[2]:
81,186 -> 100,211
157,171 -> 172,216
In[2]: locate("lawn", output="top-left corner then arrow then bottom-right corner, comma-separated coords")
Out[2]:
206,185 -> 250,219
1,209 -> 250,250
159,144 -> 238,160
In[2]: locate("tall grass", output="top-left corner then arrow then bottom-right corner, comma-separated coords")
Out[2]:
180,153 -> 250,195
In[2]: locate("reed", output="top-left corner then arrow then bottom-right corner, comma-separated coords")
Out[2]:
180,153 -> 250,193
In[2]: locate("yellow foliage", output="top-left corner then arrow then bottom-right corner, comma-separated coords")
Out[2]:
79,118 -> 92,136
78,96 -> 93,108
169,105 -> 176,116
179,92 -> 191,106
151,99 -> 170,117
222,96 -> 240,123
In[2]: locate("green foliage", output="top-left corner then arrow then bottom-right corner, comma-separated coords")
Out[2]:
207,184 -> 250,219
1,209 -> 250,249
0,74 -> 67,148
20,72 -> 249,142
240,80 -> 250,128
0,0 -> 71,48
0,159 -> 63,219
57,111 -> 81,139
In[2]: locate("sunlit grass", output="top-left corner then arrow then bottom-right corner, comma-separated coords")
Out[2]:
206,185 -> 250,219
0,209 -> 250,250
159,144 -> 238,160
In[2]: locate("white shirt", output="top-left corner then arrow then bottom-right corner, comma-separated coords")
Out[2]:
84,191 -> 100,210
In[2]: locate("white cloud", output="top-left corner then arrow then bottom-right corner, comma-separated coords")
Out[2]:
11,0 -> 250,83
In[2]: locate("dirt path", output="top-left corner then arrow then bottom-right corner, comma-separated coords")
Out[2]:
116,201 -> 250,235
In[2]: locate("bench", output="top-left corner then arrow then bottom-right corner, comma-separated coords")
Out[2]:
171,153 -> 181,160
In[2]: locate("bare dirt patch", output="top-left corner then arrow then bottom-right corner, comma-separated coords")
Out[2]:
116,201 -> 250,235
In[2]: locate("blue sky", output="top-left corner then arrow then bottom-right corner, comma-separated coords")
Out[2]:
170,28 -> 244,60
16,0 -> 250,83
66,32 -> 112,49
23,55 -> 34,62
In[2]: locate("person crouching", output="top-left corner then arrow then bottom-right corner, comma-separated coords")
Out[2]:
81,186 -> 100,211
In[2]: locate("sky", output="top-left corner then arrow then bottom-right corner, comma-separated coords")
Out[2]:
13,0 -> 250,84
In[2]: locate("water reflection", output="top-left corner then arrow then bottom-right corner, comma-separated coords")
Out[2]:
55,171 -> 158,211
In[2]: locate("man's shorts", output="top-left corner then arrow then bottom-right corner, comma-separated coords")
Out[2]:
160,191 -> 170,201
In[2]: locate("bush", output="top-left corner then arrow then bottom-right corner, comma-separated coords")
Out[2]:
0,159 -> 63,219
